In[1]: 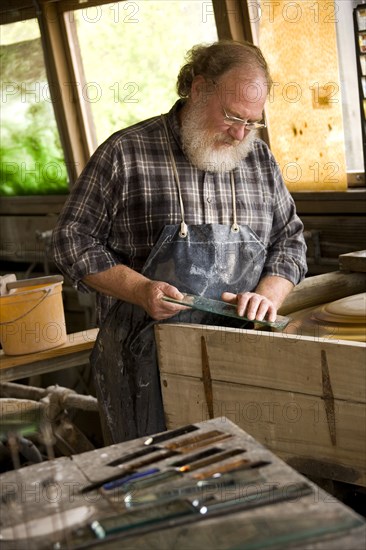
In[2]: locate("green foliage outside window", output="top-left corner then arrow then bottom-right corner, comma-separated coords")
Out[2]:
0,2 -> 217,195
0,28 -> 69,196
74,0 -> 218,145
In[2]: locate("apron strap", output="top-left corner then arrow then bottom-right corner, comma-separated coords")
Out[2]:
230,172 -> 239,233
161,115 -> 188,238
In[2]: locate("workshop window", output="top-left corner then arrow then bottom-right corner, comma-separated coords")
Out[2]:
0,19 -> 69,196
2,0 -> 363,192
69,0 -> 218,146
249,0 -> 364,191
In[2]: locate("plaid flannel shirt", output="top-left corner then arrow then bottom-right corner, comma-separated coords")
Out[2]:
52,100 -> 307,324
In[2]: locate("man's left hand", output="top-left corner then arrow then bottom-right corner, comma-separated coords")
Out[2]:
221,291 -> 276,322
221,275 -> 295,323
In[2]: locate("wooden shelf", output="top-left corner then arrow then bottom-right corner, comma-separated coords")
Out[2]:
0,328 -> 98,382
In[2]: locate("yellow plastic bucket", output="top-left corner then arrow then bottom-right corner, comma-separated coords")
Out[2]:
0,276 -> 67,356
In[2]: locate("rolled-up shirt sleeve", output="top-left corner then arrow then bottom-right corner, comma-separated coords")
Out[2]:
261,156 -> 307,285
52,145 -> 121,292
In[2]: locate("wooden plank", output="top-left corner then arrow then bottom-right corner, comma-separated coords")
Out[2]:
0,329 -> 98,381
42,1 -> 94,182
292,189 -> 366,214
0,328 -> 98,370
0,196 -> 66,215
122,524 -> 365,550
279,271 -> 366,314
0,350 -> 92,383
339,250 -> 366,273
160,373 -> 366,487
155,324 -> 366,402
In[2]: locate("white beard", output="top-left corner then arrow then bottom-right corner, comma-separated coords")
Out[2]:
180,102 -> 257,173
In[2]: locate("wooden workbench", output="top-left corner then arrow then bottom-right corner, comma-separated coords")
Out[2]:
0,328 -> 98,382
0,417 -> 365,549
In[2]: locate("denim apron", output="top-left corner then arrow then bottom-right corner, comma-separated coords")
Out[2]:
91,118 -> 267,444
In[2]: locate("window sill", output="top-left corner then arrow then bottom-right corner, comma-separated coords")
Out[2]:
292,188 -> 366,215
0,195 -> 68,215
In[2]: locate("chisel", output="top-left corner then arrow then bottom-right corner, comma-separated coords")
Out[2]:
164,430 -> 232,452
81,449 -> 177,493
143,424 -> 198,445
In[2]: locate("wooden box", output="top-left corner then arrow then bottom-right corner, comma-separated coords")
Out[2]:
156,323 -> 366,487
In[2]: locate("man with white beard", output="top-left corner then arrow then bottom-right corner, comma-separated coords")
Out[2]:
52,40 -> 307,443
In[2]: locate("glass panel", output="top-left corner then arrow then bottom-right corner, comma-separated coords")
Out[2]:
250,0 -> 362,190
71,0 -> 218,146
0,20 -> 68,196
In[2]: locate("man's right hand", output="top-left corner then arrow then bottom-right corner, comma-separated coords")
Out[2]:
83,265 -> 186,321
134,279 -> 187,320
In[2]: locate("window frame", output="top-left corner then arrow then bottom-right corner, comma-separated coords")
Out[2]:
1,0 -> 364,188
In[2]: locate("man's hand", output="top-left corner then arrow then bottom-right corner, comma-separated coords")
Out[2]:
134,280 -> 187,320
221,291 -> 277,322
83,265 -> 187,321
221,276 -> 295,323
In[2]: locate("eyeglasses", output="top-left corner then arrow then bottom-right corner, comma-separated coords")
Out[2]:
212,81 -> 266,131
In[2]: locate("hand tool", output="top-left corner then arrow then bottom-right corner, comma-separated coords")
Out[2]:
143,423 -> 198,445
192,459 -> 270,480
164,429 -> 232,451
192,481 -> 313,514
81,449 -> 177,493
102,468 -> 160,491
169,446 -> 223,468
106,445 -> 160,467
172,448 -> 245,473
163,294 -> 291,330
